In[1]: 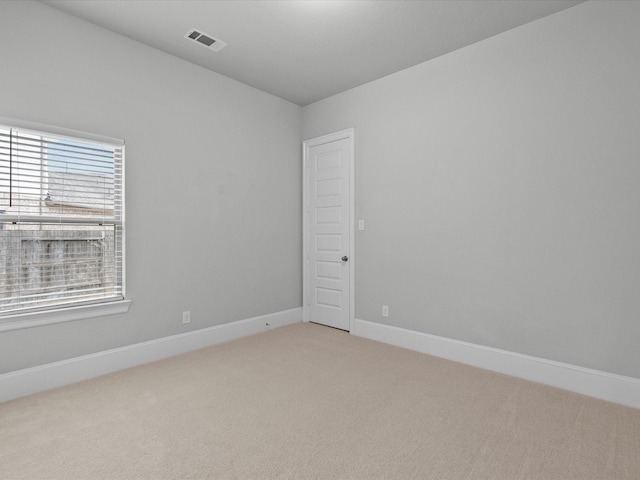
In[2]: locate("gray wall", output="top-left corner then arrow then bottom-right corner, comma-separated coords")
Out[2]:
303,1 -> 640,378
0,1 -> 302,373
3,0 -> 639,381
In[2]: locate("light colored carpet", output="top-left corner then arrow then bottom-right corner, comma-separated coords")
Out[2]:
1,322 -> 639,479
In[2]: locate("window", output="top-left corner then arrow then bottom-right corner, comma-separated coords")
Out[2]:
0,119 -> 126,327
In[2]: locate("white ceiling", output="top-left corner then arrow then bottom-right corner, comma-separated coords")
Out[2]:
40,0 -> 585,106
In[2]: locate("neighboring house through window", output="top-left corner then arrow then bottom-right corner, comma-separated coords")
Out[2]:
0,119 -> 127,328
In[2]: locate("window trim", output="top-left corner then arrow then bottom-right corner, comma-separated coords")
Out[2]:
0,117 -> 128,328
0,299 -> 131,332
0,117 -> 124,150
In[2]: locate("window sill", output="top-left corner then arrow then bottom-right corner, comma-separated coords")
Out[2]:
0,300 -> 131,332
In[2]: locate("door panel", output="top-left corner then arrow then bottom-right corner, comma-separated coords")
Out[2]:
306,136 -> 351,331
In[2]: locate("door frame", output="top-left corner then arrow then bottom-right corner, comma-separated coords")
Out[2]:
302,128 -> 355,332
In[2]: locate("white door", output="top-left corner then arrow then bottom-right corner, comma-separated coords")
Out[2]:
303,129 -> 354,331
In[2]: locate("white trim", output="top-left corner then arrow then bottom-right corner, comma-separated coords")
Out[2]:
348,130 -> 355,333
0,308 -> 302,404
0,215 -> 121,225
0,116 -> 123,147
302,140 -> 309,323
354,318 -> 640,409
0,299 -> 132,332
302,128 -> 355,332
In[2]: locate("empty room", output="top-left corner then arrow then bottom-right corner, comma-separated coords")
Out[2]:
1,0 -> 639,478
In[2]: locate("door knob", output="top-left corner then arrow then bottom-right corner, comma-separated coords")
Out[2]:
342,256 -> 349,262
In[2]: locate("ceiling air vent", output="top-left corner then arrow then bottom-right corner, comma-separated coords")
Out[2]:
184,28 -> 227,52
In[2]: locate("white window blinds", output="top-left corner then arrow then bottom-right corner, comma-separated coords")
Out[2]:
0,122 -> 125,315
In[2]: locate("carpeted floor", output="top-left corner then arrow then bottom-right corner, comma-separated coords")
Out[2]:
1,322 -> 639,479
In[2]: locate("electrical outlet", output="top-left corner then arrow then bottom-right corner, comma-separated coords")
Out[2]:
382,305 -> 389,317
182,311 -> 191,324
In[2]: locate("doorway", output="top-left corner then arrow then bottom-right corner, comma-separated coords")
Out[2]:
302,128 -> 354,331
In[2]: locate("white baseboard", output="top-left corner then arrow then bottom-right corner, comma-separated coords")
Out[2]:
0,308 -> 302,404
354,318 -> 640,410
